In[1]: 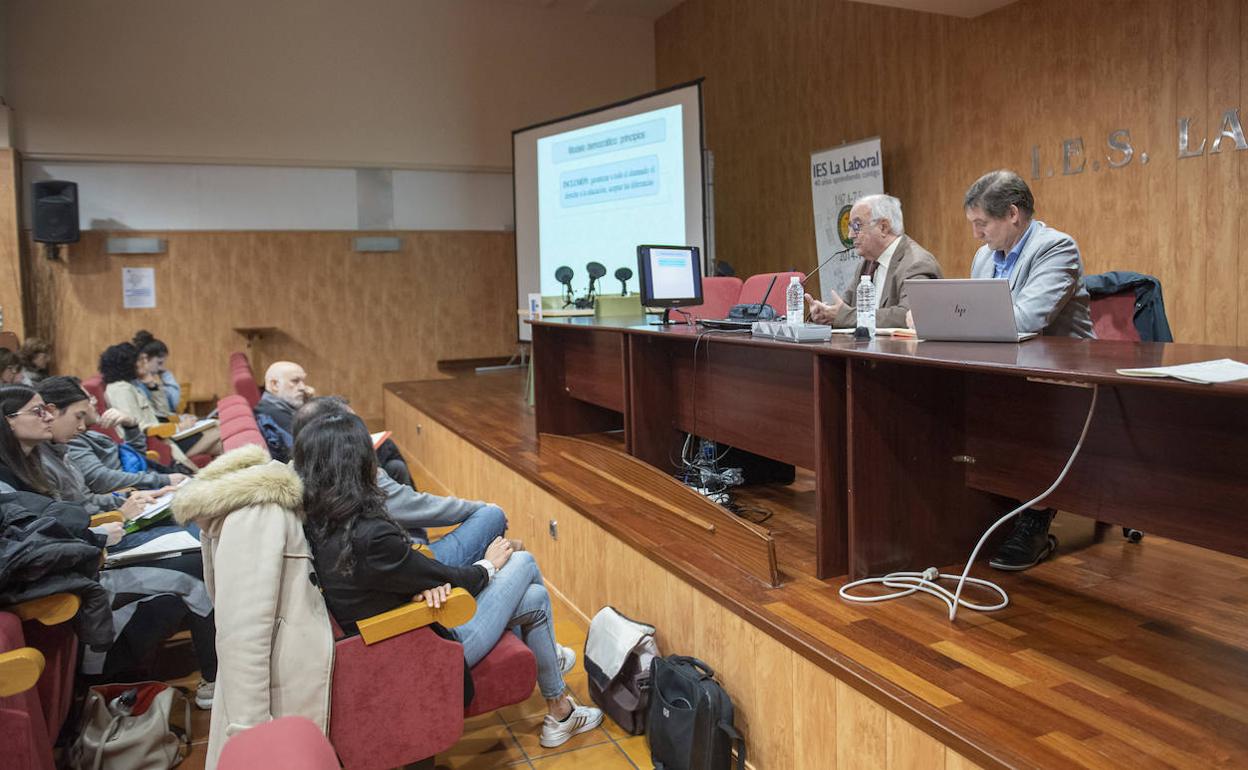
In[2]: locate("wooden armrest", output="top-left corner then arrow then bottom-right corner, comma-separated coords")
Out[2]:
356,588 -> 475,645
0,647 -> 46,697
411,543 -> 435,559
146,423 -> 177,439
90,512 -> 124,527
9,593 -> 80,626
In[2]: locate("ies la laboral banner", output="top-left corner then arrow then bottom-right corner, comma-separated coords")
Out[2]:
809,138 -> 882,302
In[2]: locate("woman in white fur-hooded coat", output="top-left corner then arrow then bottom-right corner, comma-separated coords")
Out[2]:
172,444 -> 334,770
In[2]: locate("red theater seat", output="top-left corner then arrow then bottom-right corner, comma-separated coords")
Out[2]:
218,717 -> 339,770
739,271 -> 805,316
677,276 -> 743,321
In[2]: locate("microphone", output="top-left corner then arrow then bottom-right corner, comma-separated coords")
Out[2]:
586,261 -> 607,302
614,266 -> 633,296
802,247 -> 856,286
555,266 -> 575,307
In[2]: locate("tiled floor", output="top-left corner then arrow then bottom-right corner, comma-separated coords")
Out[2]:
178,592 -> 653,769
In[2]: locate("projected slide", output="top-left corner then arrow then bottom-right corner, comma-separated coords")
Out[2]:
536,105 -> 686,296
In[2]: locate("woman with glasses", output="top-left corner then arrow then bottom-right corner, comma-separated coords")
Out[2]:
2,381 -> 219,703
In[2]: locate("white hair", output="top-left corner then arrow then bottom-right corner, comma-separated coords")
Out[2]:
857,193 -> 904,236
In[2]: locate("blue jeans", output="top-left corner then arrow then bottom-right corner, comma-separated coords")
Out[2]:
450,552 -> 565,699
429,505 -> 507,568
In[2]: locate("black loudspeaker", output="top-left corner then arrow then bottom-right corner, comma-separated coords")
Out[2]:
32,180 -> 80,244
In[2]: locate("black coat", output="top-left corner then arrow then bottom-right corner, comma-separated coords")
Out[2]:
308,514 -> 488,629
0,490 -> 114,650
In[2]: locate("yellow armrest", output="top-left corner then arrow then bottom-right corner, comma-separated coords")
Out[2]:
356,588 -> 475,645
146,423 -> 177,439
146,451 -> 160,461
9,594 -> 81,626
0,647 -> 46,697
90,512 -> 124,527
411,543 -> 435,559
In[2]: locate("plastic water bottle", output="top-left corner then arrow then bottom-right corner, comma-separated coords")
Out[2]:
785,276 -> 804,325
855,274 -> 877,339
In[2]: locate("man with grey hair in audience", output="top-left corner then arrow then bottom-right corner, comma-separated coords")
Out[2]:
805,193 -> 943,328
964,169 -> 1094,339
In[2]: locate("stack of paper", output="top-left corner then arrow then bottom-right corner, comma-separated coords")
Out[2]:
105,529 -> 201,567
172,418 -> 219,441
1116,359 -> 1248,385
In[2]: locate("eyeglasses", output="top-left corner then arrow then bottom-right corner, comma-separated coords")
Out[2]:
849,218 -> 877,235
7,404 -> 52,419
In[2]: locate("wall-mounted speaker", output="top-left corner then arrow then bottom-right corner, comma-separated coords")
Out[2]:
32,180 -> 80,244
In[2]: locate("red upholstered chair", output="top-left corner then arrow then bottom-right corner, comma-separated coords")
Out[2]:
228,352 -> 262,407
218,717 -> 339,770
677,276 -> 743,321
739,271 -> 806,317
0,594 -> 82,770
215,398 -> 270,454
327,587 -> 537,769
1090,291 -> 1141,341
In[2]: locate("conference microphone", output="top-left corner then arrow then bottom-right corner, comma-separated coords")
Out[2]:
555,266 -> 575,307
586,261 -> 607,302
614,266 -> 633,296
802,246 -> 856,286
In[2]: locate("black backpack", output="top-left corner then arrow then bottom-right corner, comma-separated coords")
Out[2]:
646,656 -> 746,770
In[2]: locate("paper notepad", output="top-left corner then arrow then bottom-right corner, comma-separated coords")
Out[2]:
172,418 -> 218,441
122,479 -> 190,533
105,529 -> 201,567
1116,359 -> 1248,385
370,431 -> 392,450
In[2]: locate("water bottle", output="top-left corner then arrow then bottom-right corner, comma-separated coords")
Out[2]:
854,274 -> 876,339
785,276 -> 804,325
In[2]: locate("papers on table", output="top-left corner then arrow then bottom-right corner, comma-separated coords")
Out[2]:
172,418 -> 218,441
105,529 -> 201,567
1115,359 -> 1248,385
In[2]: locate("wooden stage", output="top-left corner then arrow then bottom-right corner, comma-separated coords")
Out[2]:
385,369 -> 1248,769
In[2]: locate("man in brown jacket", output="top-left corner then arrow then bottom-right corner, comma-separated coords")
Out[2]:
805,194 -> 942,328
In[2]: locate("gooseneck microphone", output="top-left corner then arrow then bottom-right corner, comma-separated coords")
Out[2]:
614,266 -> 633,296
802,246 -> 855,286
555,266 -> 574,307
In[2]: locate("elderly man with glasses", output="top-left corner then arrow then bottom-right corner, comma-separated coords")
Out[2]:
805,194 -> 943,328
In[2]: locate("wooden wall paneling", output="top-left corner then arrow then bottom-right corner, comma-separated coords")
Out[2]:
656,0 -> 1247,344
0,150 -> 25,338
27,230 -> 517,421
1206,0 -> 1242,345
1242,4 -> 1248,347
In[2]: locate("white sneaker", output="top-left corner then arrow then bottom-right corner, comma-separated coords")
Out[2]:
539,695 -> 603,748
556,644 -> 577,675
194,679 -> 215,710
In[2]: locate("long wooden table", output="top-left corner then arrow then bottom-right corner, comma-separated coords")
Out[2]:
530,317 -> 1248,579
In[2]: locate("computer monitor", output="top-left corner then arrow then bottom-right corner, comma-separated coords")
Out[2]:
636,245 -> 703,323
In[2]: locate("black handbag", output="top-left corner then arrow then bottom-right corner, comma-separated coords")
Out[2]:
647,655 -> 746,770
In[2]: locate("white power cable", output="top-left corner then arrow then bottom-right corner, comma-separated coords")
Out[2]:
840,383 -> 1100,621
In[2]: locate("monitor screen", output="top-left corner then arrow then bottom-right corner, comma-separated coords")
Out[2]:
636,245 -> 702,308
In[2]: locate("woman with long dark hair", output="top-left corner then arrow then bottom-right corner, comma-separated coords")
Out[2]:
296,413 -> 602,748
132,330 -> 181,413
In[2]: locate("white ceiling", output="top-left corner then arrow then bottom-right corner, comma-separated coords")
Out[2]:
848,0 -> 1017,18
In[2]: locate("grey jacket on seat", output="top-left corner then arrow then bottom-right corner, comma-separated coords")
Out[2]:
970,220 -> 1095,338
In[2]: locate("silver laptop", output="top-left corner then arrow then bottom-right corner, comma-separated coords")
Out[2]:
904,279 -> 1038,342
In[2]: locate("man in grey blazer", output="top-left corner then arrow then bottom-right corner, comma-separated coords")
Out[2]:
806,194 -> 943,328
966,170 -> 1095,339
963,170 -> 1094,571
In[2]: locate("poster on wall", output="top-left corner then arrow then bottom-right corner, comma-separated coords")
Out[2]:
809,138 -> 882,303
122,267 -> 157,309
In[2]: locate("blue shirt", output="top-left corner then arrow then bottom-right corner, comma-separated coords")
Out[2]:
992,220 -> 1037,280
